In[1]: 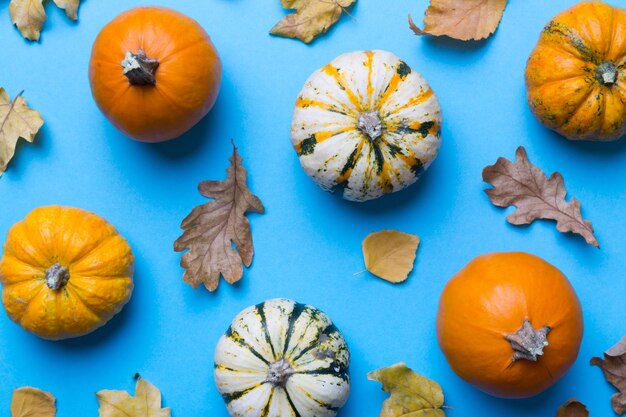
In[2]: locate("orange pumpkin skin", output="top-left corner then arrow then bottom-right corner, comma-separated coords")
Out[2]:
89,7 -> 222,142
0,206 -> 134,340
436,252 -> 583,398
525,1 -> 626,141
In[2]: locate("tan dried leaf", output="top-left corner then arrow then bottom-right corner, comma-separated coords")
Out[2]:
368,362 -> 446,417
11,387 -> 56,417
174,144 -> 265,291
362,231 -> 420,283
556,399 -> 589,417
271,0 -> 356,43
409,0 -> 507,41
0,88 -> 44,176
482,146 -> 598,247
9,0 -> 81,41
591,336 -> 626,415
97,377 -> 170,417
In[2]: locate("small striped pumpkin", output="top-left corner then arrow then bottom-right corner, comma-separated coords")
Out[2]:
214,299 -> 350,417
291,50 -> 442,202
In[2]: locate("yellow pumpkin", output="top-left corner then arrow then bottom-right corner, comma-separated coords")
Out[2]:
0,206 -> 134,340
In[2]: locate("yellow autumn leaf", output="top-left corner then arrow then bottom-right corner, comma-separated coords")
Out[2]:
97,377 -> 171,417
362,230 -> 419,283
11,387 -> 56,417
9,0 -> 81,41
368,363 -> 446,417
0,88 -> 44,176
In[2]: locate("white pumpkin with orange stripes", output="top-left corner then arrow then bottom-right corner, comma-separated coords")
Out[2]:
291,50 -> 442,202
214,299 -> 350,417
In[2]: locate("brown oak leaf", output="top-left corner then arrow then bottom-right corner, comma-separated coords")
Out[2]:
271,0 -> 356,44
409,0 -> 507,41
482,146 -> 598,248
11,387 -> 56,417
591,336 -> 626,415
9,0 -> 81,41
174,143 -> 265,291
556,399 -> 589,417
0,88 -> 44,176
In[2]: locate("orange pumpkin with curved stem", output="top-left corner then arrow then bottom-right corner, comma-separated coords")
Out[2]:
437,252 -> 583,398
88,7 -> 222,142
526,1 -> 626,141
0,206 -> 134,340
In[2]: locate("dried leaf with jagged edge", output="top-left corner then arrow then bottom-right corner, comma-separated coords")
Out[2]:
482,146 -> 598,247
556,399 -> 589,417
174,143 -> 265,291
591,336 -> 626,415
368,362 -> 447,417
409,0 -> 507,41
271,0 -> 356,43
97,376 -> 170,417
0,88 -> 44,176
9,0 -> 81,41
362,230 -> 419,283
11,387 -> 56,417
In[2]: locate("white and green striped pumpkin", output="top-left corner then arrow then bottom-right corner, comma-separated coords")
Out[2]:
214,299 -> 350,417
291,50 -> 442,202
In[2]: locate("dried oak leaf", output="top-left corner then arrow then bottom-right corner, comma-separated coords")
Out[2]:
0,88 -> 44,176
556,399 -> 589,417
97,377 -> 170,417
174,144 -> 265,291
482,146 -> 598,248
11,387 -> 56,417
271,0 -> 356,44
368,362 -> 446,417
591,336 -> 626,415
409,0 -> 507,41
9,0 -> 81,41
362,230 -> 420,283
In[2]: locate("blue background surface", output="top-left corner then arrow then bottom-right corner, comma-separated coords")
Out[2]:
1,0 -> 625,415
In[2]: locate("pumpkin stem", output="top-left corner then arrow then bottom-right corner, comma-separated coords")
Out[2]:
358,111 -> 384,141
596,62 -> 618,86
45,263 -> 70,290
121,50 -> 160,86
505,320 -> 551,362
266,358 -> 295,387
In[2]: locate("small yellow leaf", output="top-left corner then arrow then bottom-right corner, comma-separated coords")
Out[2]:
0,88 -> 44,176
368,362 -> 446,417
11,387 -> 56,417
362,230 -> 419,283
52,0 -> 80,20
9,0 -> 46,41
97,377 -> 171,417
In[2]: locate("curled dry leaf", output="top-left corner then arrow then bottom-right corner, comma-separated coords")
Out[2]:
362,230 -> 419,283
409,0 -> 507,41
556,399 -> 589,417
174,143 -> 265,291
368,362 -> 446,417
482,146 -> 598,247
97,376 -> 170,417
591,336 -> 626,415
9,0 -> 82,41
271,0 -> 356,43
0,88 -> 44,176
11,387 -> 56,417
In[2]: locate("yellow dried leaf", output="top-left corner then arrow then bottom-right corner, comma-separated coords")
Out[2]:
97,377 -> 171,417
271,0 -> 356,44
9,0 -> 81,40
368,362 -> 446,417
362,230 -> 419,283
52,0 -> 80,20
0,88 -> 44,176
11,387 -> 56,417
409,0 -> 508,41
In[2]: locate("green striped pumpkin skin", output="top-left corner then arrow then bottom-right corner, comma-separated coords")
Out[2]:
291,50 -> 442,202
214,299 -> 350,417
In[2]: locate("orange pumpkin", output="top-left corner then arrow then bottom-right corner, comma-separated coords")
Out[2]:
526,1 -> 626,141
0,206 -> 134,340
88,7 -> 222,142
436,252 -> 583,398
